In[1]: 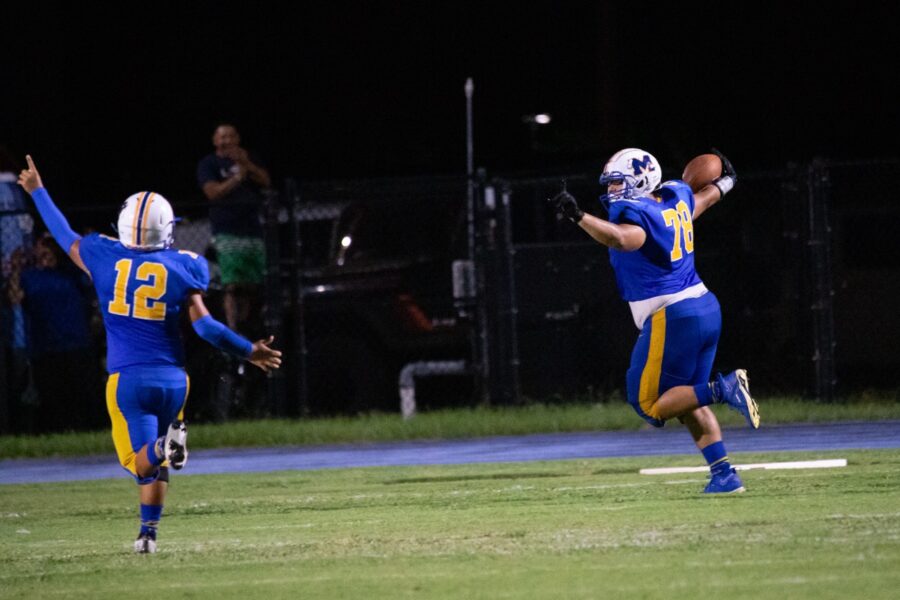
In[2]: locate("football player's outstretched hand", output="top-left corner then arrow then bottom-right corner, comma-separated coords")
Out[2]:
248,335 -> 283,373
711,148 -> 736,181
711,148 -> 736,198
550,191 -> 584,223
18,155 -> 44,194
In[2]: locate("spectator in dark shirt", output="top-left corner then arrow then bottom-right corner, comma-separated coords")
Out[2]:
196,124 -> 271,333
7,234 -> 102,431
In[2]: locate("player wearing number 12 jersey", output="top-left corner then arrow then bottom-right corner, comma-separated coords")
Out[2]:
552,148 -> 759,494
17,155 -> 282,553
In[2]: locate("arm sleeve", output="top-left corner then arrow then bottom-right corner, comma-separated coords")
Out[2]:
30,188 -> 81,253
192,315 -> 253,358
612,203 -> 650,230
662,181 -> 695,214
184,254 -> 210,292
75,234 -> 101,274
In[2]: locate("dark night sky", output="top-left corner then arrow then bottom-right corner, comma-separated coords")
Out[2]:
4,3 -> 899,207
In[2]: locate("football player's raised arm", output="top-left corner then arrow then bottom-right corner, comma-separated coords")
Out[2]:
692,184 -> 722,220
187,292 -> 282,372
579,214 -> 647,251
693,148 -> 737,221
17,155 -> 89,275
550,190 -> 645,251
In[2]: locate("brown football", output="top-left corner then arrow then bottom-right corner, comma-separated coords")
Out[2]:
682,153 -> 722,192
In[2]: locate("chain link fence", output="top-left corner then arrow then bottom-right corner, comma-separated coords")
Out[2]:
2,159 -> 898,433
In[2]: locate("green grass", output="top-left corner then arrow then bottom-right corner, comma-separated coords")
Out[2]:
1,449 -> 899,599
2,395 -> 899,459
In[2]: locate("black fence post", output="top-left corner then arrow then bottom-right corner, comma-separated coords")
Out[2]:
285,178 -> 309,416
496,181 -> 521,404
805,159 -> 837,401
480,181 -> 499,405
262,189 -> 286,416
472,169 -> 491,405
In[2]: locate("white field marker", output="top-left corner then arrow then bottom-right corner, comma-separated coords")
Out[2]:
639,458 -> 847,475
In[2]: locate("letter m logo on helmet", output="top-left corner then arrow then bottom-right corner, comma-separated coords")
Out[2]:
630,155 -> 656,176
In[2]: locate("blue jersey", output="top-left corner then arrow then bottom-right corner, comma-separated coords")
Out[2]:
607,180 -> 703,301
79,234 -> 209,372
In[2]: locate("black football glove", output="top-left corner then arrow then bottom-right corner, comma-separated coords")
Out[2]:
550,190 -> 584,224
710,148 -> 736,198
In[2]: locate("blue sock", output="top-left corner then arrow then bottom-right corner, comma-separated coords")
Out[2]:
694,381 -> 715,407
140,504 -> 163,539
701,441 -> 732,476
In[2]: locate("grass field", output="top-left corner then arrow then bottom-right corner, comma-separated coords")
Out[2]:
2,449 -> 899,599
3,396 -> 900,459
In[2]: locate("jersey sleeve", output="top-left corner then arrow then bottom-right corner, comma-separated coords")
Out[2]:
181,251 -> 210,292
75,233 -> 103,275
660,180 -> 696,214
609,201 -> 652,230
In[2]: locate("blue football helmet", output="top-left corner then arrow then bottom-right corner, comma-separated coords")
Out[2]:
599,148 -> 662,205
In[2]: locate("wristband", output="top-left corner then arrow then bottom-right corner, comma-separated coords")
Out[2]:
713,176 -> 735,197
192,315 -> 253,358
31,188 -> 81,253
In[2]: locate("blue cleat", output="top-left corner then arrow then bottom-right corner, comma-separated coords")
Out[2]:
716,369 -> 760,429
704,467 -> 746,494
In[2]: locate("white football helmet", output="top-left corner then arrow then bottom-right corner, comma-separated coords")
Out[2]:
117,191 -> 175,250
599,148 -> 662,203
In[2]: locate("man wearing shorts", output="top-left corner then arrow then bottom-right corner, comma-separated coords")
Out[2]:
196,123 -> 271,331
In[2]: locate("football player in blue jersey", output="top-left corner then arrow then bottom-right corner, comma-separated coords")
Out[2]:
18,155 -> 282,551
552,148 -> 759,494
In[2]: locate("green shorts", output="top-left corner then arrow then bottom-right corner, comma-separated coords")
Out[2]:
213,234 -> 265,286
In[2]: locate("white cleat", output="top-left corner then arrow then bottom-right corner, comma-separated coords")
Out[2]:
164,420 -> 188,470
134,534 -> 157,554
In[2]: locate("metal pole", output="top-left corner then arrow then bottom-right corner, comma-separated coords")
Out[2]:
465,80 -> 474,184
286,178 -> 309,415
499,183 -> 521,404
806,159 -> 836,401
464,77 -> 489,404
262,189 -> 285,415
465,77 -> 475,264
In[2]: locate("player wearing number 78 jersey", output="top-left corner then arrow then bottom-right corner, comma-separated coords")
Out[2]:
17,155 -> 282,553
551,148 -> 758,494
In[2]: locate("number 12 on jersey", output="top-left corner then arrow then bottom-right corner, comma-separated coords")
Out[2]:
661,199 -> 694,261
108,259 -> 169,321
